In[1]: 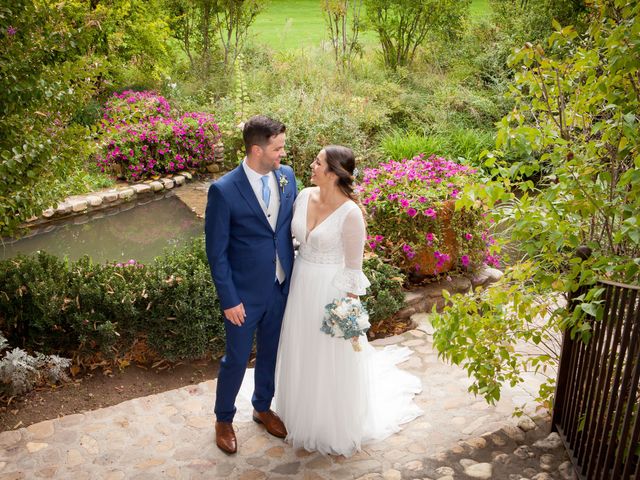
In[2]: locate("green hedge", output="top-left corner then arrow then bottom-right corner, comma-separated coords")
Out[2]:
0,237 -> 222,362
0,239 -> 405,364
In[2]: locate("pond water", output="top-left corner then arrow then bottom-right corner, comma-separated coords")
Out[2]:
0,194 -> 204,265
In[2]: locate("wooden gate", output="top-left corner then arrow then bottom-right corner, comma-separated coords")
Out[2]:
552,279 -> 640,479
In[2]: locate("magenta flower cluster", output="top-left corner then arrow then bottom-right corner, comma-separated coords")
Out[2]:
358,153 -> 497,274
96,91 -> 221,181
356,154 -> 474,214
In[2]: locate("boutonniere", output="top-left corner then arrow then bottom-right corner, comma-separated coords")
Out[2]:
278,172 -> 288,193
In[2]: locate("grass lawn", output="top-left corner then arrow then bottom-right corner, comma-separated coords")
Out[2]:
250,0 -> 492,51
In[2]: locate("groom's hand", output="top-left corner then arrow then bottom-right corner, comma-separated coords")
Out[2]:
224,303 -> 246,326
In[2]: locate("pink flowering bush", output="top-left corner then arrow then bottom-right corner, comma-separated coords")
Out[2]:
358,154 -> 498,275
96,91 -> 221,181
101,90 -> 171,125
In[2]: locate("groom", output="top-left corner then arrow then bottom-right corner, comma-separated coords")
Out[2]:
204,115 -> 297,454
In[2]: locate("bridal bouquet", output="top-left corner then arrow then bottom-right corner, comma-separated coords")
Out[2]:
321,297 -> 371,352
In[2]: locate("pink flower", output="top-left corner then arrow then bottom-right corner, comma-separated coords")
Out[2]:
406,208 -> 418,217
461,255 -> 470,267
7,26 -> 17,36
400,199 -> 410,208
485,253 -> 501,268
424,208 -> 436,218
433,251 -> 450,269
465,233 -> 473,241
402,244 -> 416,260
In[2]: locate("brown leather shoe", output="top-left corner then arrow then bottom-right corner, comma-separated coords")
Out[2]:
253,409 -> 287,438
215,421 -> 237,454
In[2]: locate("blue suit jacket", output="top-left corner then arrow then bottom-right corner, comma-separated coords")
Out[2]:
204,164 -> 297,310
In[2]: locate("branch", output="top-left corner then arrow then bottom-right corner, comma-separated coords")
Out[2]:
568,168 -> 616,253
628,72 -> 640,100
533,64 -> 562,133
554,68 -> 568,140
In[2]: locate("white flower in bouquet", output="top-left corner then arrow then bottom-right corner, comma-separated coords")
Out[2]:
321,297 -> 370,352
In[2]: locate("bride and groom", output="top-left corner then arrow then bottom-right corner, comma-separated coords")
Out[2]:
204,115 -> 422,457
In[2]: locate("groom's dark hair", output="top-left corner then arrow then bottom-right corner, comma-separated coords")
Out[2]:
243,115 -> 286,154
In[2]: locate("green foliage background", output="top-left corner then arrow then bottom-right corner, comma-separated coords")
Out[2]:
5,0 -> 636,412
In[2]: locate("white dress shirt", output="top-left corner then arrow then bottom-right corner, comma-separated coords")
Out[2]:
242,159 -> 285,283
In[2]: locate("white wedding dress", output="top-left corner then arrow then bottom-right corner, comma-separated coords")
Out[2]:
271,187 -> 423,456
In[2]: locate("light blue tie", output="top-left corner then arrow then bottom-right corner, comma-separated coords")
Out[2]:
260,175 -> 271,208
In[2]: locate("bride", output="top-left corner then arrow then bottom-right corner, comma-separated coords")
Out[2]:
274,145 -> 423,457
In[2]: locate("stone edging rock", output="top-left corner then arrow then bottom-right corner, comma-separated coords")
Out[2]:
406,416 -> 576,480
398,266 -> 504,320
23,172 -> 197,229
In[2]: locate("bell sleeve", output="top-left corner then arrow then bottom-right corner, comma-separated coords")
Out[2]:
332,206 -> 371,296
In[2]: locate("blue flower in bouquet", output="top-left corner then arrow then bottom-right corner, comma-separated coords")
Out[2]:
321,297 -> 371,351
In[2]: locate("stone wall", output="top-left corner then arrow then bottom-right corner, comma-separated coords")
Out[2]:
22,173 -> 197,230
397,266 -> 504,321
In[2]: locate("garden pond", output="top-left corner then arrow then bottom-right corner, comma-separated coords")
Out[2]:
0,193 -> 203,264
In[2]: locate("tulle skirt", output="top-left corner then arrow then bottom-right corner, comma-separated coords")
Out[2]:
272,256 -> 423,457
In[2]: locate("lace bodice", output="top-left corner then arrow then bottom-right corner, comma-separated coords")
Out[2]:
292,188 -> 370,295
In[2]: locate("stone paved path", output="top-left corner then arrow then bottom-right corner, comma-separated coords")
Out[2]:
0,315 -> 574,480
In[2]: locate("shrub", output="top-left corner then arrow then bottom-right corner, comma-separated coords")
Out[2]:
0,238 -> 222,365
145,243 -> 223,361
0,333 -> 71,396
230,87 -> 378,183
0,0 -> 100,237
359,154 -> 493,275
96,91 -> 222,181
362,255 -> 406,323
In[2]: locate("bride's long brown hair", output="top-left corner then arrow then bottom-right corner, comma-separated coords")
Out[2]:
323,145 -> 367,223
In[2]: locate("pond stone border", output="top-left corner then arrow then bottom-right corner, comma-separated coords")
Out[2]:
4,190 -> 186,245
23,172 -> 197,230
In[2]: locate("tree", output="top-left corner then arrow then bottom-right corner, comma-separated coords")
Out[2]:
166,0 -> 263,75
0,0 -> 102,237
490,0 -> 588,45
477,0 -> 588,85
214,0 -> 265,67
432,0 -> 640,407
321,0 -> 364,71
87,0 -> 173,86
364,0 -> 470,70
166,0 -> 218,76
